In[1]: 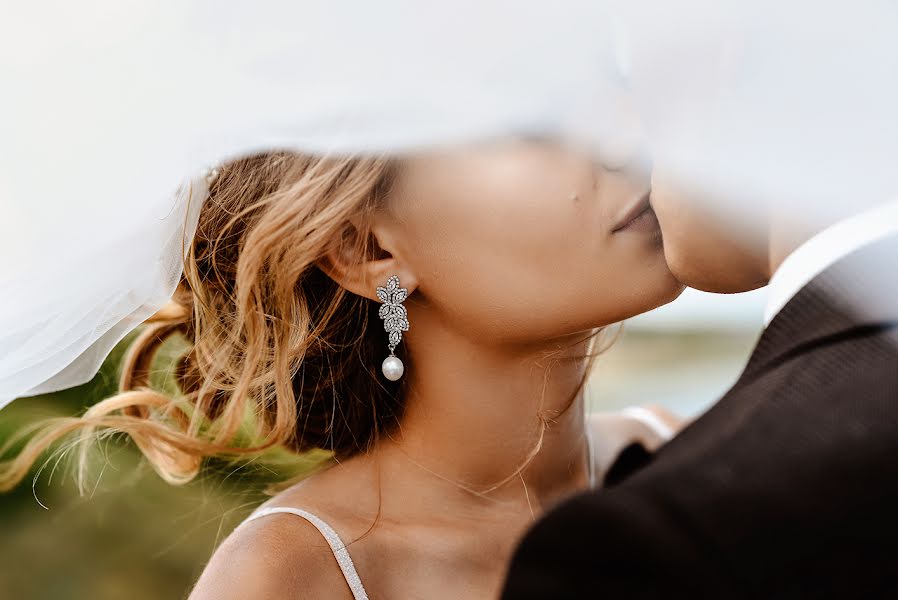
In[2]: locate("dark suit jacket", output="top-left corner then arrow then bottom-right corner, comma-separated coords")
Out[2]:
502,235 -> 898,599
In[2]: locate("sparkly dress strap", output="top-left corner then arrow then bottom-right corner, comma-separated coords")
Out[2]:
242,506 -> 369,600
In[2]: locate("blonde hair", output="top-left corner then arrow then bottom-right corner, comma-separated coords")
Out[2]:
1,149 -> 616,501
0,151 -> 402,493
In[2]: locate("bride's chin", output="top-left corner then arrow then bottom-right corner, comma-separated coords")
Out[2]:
663,279 -> 688,305
657,265 -> 688,301
630,274 -> 687,320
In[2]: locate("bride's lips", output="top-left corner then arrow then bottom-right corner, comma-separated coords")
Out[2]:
611,193 -> 659,234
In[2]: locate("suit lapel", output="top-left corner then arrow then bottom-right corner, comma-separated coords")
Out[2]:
743,234 -> 898,381
603,234 -> 898,486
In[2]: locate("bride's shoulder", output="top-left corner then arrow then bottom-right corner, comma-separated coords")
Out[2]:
188,502 -> 349,600
188,477 -> 361,600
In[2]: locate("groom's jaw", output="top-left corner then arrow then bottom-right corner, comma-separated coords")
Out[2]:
653,204 -> 771,294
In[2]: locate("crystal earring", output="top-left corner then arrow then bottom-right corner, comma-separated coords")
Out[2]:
376,275 -> 410,381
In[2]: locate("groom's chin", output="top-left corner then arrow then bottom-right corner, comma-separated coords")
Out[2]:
650,180 -> 771,294
660,234 -> 769,295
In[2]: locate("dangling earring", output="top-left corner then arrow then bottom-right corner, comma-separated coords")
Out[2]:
376,275 -> 410,381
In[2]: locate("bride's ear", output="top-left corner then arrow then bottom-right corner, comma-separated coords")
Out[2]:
317,220 -> 418,302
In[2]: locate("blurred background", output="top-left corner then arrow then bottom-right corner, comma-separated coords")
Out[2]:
0,287 -> 766,599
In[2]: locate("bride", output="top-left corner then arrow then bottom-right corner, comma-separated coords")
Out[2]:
3,138 -> 684,599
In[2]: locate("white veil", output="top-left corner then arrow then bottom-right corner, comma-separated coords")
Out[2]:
2,0 -> 896,407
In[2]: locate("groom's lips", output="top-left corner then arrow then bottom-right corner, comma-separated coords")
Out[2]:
611,193 -> 659,234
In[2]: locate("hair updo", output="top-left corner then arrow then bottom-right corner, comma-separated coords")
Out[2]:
0,151 -> 406,492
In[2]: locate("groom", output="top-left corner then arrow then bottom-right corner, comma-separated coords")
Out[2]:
501,190 -> 898,597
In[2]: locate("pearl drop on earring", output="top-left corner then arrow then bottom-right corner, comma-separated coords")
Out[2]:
381,355 -> 405,381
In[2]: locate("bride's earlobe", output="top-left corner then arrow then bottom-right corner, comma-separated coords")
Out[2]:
316,227 -> 415,381
315,225 -> 417,304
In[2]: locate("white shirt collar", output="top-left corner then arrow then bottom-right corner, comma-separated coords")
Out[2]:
764,200 -> 898,326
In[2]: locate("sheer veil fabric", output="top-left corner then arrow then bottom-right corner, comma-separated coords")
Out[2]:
0,0 -> 625,405
0,176 -> 205,406
2,0 -> 896,405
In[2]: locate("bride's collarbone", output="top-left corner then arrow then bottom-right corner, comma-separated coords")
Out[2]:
254,489 -> 519,598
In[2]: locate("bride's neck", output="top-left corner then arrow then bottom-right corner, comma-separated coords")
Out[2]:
375,310 -> 594,512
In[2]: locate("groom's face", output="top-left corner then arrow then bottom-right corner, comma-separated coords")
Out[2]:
650,174 -> 771,294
